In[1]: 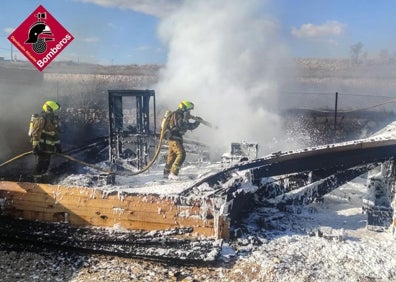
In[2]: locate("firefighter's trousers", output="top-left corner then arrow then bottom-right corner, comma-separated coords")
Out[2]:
164,140 -> 186,176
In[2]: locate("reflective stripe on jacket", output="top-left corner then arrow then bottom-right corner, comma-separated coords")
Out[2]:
31,112 -> 60,148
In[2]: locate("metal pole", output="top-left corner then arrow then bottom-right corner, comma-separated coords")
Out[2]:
334,92 -> 338,132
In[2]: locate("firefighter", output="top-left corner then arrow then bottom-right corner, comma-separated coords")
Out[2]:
30,100 -> 62,182
164,101 -> 201,179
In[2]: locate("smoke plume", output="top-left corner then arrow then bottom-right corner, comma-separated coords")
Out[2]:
0,80 -> 48,164
154,0 -> 293,158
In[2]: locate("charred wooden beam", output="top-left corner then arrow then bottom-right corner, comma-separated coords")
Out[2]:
0,181 -> 227,239
265,165 -> 373,210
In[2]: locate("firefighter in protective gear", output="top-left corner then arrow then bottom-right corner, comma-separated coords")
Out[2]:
164,101 -> 201,179
30,100 -> 62,182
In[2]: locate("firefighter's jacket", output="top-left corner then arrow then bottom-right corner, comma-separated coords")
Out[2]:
30,111 -> 61,150
167,109 -> 200,142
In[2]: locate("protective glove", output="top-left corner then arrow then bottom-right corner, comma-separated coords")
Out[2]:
33,144 -> 41,155
193,116 -> 203,122
55,144 -> 62,153
192,116 -> 212,127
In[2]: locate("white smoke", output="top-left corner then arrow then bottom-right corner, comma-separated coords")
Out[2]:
154,0 -> 292,158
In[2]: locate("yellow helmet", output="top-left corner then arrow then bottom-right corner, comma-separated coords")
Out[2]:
42,100 -> 61,112
178,100 -> 194,111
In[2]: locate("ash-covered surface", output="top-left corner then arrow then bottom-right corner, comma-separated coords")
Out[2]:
1,117 -> 396,281
0,175 -> 396,281
0,216 -> 221,264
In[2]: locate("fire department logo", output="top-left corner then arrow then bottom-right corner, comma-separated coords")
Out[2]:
8,5 -> 74,71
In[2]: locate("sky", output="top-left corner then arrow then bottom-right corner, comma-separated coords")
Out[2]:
1,0 -> 396,65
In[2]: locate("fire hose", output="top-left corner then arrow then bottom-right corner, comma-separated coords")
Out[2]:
0,151 -> 34,168
0,141 -> 164,177
0,113 -> 212,177
0,150 -> 116,175
0,114 -> 171,175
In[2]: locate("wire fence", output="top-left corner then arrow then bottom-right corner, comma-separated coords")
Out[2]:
280,90 -> 396,113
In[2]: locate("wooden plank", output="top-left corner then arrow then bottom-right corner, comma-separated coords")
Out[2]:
0,185 -> 214,219
0,192 -> 54,203
0,181 -> 105,199
0,181 -> 27,193
217,216 -> 231,240
3,190 -> 216,224
0,190 -> 171,211
0,180 -> 226,238
8,207 -> 216,237
0,181 -> 211,209
3,190 -> 212,215
7,198 -> 214,227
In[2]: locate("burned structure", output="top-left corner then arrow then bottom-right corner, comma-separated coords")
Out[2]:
108,89 -> 157,170
1,89 -> 396,262
221,141 -> 258,166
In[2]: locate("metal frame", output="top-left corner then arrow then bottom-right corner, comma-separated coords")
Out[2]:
108,89 -> 156,169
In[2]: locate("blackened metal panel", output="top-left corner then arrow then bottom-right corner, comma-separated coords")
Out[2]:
108,91 -> 123,163
142,94 -> 151,134
107,90 -> 156,167
187,140 -> 396,190
251,145 -> 396,181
